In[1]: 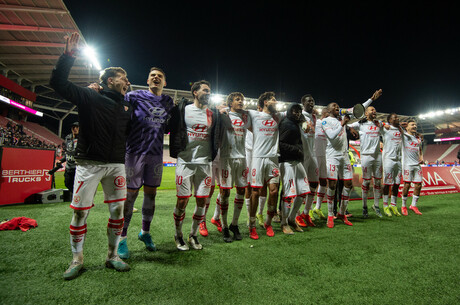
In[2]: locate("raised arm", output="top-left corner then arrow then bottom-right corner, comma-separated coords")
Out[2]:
362,89 -> 383,108
49,33 -> 94,107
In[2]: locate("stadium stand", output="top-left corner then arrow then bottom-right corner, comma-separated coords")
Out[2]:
0,115 -> 62,147
424,143 -> 460,163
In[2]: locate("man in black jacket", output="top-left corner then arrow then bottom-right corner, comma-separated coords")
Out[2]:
50,33 -> 132,280
278,103 -> 310,234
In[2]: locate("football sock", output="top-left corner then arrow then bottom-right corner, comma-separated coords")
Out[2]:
107,217 -> 124,258
258,196 -> 266,215
69,209 -> 89,254
383,194 -> 389,207
303,192 -> 315,215
339,187 -> 351,215
327,188 -> 335,216
245,198 -> 251,217
107,202 -> 124,258
315,185 -> 326,209
220,196 -> 229,228
191,206 -> 206,236
402,196 -> 408,208
411,195 -> 419,207
362,181 -> 370,208
281,199 -> 291,225
374,182 -> 381,208
141,192 -> 155,233
232,194 -> 244,226
173,207 -> 186,237
121,191 -> 138,237
213,193 -> 222,220
391,195 -> 398,207
289,195 -> 304,222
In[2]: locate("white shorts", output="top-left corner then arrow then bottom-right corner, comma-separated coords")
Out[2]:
219,157 -> 249,189
383,159 -> 402,185
303,155 -> 319,183
403,164 -> 422,183
251,157 -> 280,188
316,155 -> 327,179
246,149 -> 252,184
326,155 -> 353,181
175,162 -> 212,198
71,162 -> 127,210
280,161 -> 310,200
361,154 -> 383,180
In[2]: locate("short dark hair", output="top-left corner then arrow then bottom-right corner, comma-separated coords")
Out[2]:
191,80 -> 211,98
327,102 -> 338,111
150,67 -> 166,78
407,119 -> 416,124
301,94 -> 313,103
387,112 -> 397,122
226,92 -> 244,107
258,91 -> 275,109
99,67 -> 127,85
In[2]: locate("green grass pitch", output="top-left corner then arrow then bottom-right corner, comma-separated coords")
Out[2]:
0,168 -> 459,304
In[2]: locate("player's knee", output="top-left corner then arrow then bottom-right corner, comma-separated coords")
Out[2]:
72,209 -> 89,224
344,181 -> 353,188
108,202 -> 123,218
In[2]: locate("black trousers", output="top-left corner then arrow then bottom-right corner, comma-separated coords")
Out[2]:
64,169 -> 76,193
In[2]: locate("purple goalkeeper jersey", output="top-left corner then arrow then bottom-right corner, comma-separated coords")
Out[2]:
125,90 -> 174,155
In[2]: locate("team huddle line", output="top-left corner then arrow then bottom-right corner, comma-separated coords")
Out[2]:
51,33 -> 424,281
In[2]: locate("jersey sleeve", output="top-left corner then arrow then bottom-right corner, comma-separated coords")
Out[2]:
322,119 -> 343,140
362,98 -> 373,108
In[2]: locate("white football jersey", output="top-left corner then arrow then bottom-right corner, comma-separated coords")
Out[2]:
348,120 -> 383,155
220,111 -> 251,159
321,116 -> 348,158
381,125 -> 402,161
177,104 -> 212,164
248,110 -> 285,158
300,111 -> 316,158
314,118 -> 327,157
402,132 -> 422,166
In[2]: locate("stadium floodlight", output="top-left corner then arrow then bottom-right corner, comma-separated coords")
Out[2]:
419,107 -> 460,120
83,46 -> 102,70
211,94 -> 224,105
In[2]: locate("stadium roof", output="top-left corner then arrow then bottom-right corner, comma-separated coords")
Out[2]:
1,1 -> 457,138
0,0 -> 100,134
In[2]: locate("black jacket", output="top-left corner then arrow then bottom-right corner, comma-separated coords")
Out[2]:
168,97 -> 221,161
50,54 -> 132,163
279,104 -> 304,163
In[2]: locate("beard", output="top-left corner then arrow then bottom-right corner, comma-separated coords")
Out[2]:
199,95 -> 209,105
267,104 -> 277,114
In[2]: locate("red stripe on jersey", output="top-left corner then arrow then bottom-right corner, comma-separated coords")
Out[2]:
206,108 -> 213,127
